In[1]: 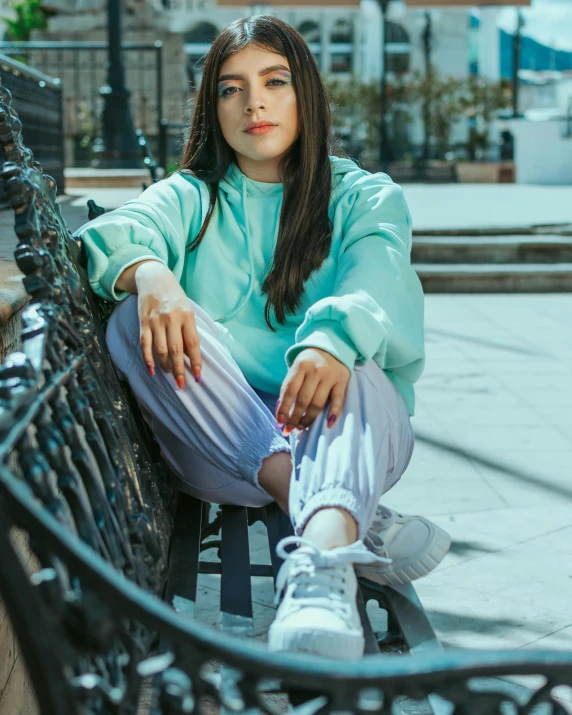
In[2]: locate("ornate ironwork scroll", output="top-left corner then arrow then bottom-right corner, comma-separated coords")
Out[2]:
0,83 -> 571,714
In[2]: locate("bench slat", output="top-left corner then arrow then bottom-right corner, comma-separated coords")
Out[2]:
164,493 -> 203,618
356,587 -> 381,656
221,506 -> 253,622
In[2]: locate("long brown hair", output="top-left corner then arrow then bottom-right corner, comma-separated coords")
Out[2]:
179,15 -> 344,330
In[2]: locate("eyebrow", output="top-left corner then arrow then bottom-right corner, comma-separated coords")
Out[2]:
218,65 -> 291,82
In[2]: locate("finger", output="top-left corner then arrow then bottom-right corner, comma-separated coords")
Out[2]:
140,324 -> 155,376
327,382 -> 348,429
285,373 -> 321,432
152,325 -> 171,375
298,381 -> 331,429
277,369 -> 306,428
166,323 -> 186,389
182,315 -> 202,383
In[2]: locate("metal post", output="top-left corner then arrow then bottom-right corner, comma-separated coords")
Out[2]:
159,118 -> 168,172
155,40 -> 165,169
512,10 -> 524,119
377,0 -> 390,172
421,11 -> 432,162
93,0 -> 141,167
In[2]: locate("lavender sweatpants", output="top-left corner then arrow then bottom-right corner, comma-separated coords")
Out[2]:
106,295 -> 414,540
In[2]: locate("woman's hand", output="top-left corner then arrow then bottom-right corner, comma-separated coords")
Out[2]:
130,262 -> 202,388
276,348 -> 350,436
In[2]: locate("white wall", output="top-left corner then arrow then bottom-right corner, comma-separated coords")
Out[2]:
478,6 -> 501,82
508,118 -> 572,185
405,7 -> 471,148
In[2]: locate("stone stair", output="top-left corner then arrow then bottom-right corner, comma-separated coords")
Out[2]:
412,232 -> 572,292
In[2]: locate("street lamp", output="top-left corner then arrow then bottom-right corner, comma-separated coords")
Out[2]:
421,11 -> 433,161
376,0 -> 391,172
512,10 -> 525,118
92,0 -> 141,168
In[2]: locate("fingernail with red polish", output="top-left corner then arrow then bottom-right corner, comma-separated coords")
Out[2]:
176,376 -> 185,389
327,414 -> 337,428
193,367 -> 201,384
282,426 -> 293,437
147,364 -> 155,377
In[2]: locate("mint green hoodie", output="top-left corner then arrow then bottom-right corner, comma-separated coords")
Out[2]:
75,156 -> 425,414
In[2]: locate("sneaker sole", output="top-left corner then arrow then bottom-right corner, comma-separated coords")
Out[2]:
356,520 -> 451,587
267,625 -> 364,660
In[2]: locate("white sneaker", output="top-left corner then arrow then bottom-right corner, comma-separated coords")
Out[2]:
356,505 -> 451,587
267,537 -> 390,660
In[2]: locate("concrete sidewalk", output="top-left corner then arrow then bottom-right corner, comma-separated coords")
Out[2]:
402,183 -> 572,232
61,181 -> 572,233
58,183 -> 572,710
194,293 -> 572,712
0,183 -> 571,710
60,182 -> 572,233
2,182 -> 572,258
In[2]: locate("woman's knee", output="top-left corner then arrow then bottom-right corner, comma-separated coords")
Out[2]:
105,293 -> 223,374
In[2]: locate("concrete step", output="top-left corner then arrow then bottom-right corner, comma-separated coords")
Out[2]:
64,168 -> 151,189
412,235 -> 572,264
412,224 -> 572,237
414,262 -> 572,293
0,260 -> 28,361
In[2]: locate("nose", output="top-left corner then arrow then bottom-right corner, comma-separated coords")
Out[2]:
244,89 -> 265,113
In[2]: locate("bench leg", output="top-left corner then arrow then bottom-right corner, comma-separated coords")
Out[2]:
164,493 -> 202,617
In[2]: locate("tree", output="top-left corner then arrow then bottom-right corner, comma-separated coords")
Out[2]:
324,74 -> 417,163
323,70 -> 512,165
409,69 -> 466,160
460,76 -> 512,159
3,0 -> 49,42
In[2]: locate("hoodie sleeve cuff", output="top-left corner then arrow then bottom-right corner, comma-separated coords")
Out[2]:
285,320 -> 358,373
99,244 -> 167,301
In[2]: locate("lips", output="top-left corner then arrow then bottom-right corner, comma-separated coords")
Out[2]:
244,122 -> 277,132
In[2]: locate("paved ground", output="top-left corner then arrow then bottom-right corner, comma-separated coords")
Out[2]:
195,295 -> 572,681
3,181 -> 572,260
192,293 -> 572,713
402,184 -> 572,231
59,182 -> 572,233
1,184 -> 571,711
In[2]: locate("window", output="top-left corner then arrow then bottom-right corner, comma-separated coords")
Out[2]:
384,21 -> 410,75
330,53 -> 353,73
298,20 -> 320,43
331,17 -> 353,44
185,22 -> 219,44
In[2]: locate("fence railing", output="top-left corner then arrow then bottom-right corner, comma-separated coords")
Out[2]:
0,53 -> 64,198
0,41 -> 189,169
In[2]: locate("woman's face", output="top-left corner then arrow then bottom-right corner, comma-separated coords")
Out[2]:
216,43 -> 299,182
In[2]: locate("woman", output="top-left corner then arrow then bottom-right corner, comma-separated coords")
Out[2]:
76,15 -> 450,660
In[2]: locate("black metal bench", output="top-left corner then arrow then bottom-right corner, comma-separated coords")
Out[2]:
1,84 -> 571,715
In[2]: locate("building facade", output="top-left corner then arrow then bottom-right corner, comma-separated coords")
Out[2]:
0,0 -> 506,164
176,0 -> 473,156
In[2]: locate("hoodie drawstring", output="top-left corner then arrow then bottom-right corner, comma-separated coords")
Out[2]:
217,174 -> 280,324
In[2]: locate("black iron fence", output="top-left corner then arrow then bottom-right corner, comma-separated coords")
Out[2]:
0,53 -> 64,199
0,41 -> 189,169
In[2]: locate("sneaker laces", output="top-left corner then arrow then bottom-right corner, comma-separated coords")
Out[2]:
364,505 -> 403,557
274,537 -> 391,608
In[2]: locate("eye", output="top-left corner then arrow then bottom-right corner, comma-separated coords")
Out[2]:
220,85 -> 240,98
267,77 -> 288,87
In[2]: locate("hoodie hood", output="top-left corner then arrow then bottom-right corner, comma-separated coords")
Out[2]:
218,154 -> 360,202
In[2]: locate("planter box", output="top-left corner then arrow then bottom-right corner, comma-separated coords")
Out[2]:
456,161 -> 516,183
